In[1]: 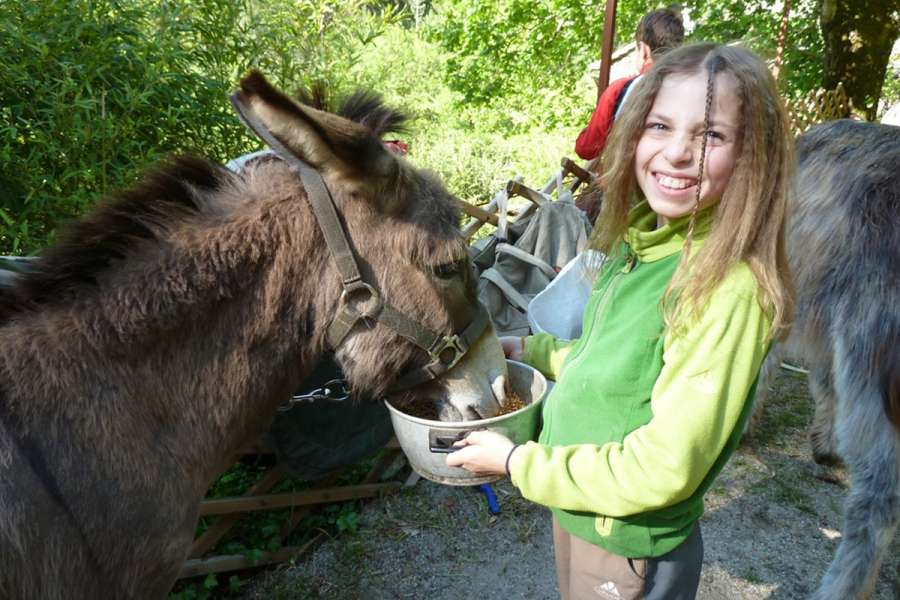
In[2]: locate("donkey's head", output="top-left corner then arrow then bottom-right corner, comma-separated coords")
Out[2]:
232,72 -> 507,420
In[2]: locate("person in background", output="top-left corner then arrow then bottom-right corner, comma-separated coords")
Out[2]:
574,7 -> 685,162
448,43 -> 795,600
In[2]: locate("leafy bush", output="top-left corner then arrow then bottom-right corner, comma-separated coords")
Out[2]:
348,25 -> 578,204
0,0 -> 396,255
430,0 -> 614,133
683,0 -> 824,99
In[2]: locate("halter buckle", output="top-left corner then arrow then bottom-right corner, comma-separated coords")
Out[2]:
428,334 -> 467,371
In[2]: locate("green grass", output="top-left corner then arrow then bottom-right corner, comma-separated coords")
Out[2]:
169,450 -> 390,600
749,369 -> 814,447
741,566 -> 764,585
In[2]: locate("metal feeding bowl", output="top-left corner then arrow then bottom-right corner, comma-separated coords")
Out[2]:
385,360 -> 548,486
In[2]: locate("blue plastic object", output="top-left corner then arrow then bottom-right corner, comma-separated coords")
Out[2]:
478,483 -> 501,514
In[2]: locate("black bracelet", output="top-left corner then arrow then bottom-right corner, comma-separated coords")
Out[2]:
505,444 -> 521,477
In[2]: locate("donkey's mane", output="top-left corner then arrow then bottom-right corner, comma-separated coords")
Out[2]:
1,80 -> 412,325
0,156 -> 224,323
296,83 -> 409,138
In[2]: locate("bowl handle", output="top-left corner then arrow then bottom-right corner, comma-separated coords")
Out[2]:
428,429 -> 468,453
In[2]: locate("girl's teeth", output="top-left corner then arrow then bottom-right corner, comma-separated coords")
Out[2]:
657,175 -> 694,189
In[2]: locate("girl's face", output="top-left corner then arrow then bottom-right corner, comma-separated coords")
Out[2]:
634,71 -> 741,224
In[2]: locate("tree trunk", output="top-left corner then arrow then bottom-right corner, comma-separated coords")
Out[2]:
819,0 -> 900,120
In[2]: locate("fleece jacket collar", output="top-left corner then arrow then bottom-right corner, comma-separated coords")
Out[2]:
624,201 -> 714,263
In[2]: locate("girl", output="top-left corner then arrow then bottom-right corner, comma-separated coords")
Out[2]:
447,43 -> 794,600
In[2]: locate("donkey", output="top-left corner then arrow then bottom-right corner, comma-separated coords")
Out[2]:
754,119 -> 899,599
0,72 -> 509,599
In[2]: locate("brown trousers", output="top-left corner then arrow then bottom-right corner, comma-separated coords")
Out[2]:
552,518 -> 703,600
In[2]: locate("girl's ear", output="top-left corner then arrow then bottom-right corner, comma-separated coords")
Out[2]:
232,71 -> 396,184
637,42 -> 653,68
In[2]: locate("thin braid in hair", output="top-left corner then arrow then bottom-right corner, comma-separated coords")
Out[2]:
681,56 -> 721,257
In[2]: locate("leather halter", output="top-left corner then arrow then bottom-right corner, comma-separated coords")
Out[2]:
229,93 -> 490,392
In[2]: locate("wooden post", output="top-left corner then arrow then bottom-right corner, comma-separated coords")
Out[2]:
772,0 -> 792,80
597,0 -> 619,94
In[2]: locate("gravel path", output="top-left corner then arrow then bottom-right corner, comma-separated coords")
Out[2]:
242,368 -> 899,600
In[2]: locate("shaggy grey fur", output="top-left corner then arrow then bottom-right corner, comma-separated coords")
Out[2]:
756,119 -> 900,599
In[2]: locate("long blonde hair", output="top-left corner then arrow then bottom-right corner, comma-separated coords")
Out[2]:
589,42 -> 794,340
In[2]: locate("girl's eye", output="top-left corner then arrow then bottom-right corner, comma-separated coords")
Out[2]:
646,122 -> 667,131
704,129 -> 725,141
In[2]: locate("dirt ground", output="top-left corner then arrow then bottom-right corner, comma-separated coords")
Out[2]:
241,368 -> 900,600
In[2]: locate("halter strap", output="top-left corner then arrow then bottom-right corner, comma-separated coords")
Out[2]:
229,92 -> 490,392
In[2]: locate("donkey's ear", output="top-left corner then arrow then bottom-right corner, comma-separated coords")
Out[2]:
232,71 -> 395,181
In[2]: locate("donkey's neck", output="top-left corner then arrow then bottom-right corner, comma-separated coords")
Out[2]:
7,195 -> 337,487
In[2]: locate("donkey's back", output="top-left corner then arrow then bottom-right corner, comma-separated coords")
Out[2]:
789,119 -> 899,599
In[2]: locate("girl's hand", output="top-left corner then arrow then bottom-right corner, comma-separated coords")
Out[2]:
445,430 -> 515,475
499,336 -> 525,361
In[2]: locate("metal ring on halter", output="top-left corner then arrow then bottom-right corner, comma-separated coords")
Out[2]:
339,280 -> 382,320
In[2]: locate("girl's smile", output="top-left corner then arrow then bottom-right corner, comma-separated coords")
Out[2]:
635,71 -> 741,224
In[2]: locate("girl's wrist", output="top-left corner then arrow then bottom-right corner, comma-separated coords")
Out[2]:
505,444 -> 521,477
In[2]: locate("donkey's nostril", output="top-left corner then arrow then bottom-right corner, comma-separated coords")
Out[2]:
438,403 -> 464,422
466,403 -> 488,420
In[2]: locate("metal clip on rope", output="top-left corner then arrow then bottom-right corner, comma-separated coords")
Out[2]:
279,379 -> 351,411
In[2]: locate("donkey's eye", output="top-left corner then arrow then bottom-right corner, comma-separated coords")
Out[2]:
432,260 -> 462,279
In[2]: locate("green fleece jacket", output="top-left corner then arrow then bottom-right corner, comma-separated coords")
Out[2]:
511,201 -> 771,557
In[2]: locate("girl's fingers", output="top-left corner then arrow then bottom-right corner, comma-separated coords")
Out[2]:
444,431 -> 513,475
499,336 -> 523,360
445,445 -> 474,467
464,430 -> 484,444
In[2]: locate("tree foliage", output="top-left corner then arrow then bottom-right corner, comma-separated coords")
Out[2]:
683,0 -> 825,98
431,0 -> 647,131
0,0 -> 396,254
4,0 -> 899,256
818,0 -> 900,119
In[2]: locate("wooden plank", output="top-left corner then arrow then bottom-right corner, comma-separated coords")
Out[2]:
461,175 -> 523,240
363,448 -> 404,484
190,464 -> 288,558
560,157 -> 596,193
178,533 -> 325,579
454,198 -> 499,227
277,449 -> 406,540
506,180 -> 547,206
277,473 -> 341,539
198,481 -> 401,516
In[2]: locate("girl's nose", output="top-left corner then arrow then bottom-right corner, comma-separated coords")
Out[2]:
662,133 -> 694,166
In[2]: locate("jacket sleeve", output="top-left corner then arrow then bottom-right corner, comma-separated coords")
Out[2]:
511,270 -> 771,516
574,78 -> 628,160
520,333 -> 577,382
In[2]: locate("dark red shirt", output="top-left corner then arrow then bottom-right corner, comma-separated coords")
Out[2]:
574,62 -> 651,161
574,76 -> 636,161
